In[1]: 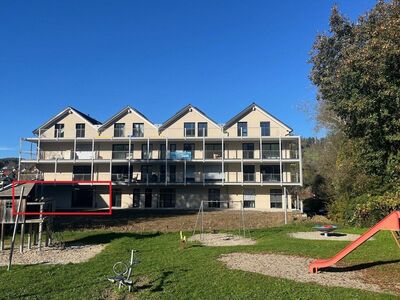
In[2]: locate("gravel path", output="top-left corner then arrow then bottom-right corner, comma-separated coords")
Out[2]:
219,253 -> 390,294
189,233 -> 256,246
288,231 -> 364,241
0,244 -> 105,266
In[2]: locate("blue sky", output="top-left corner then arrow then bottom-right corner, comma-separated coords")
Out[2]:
0,0 -> 377,158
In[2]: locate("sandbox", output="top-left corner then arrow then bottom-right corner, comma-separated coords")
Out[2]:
219,253 -> 391,294
189,233 -> 256,247
0,244 -> 105,266
288,231 -> 365,241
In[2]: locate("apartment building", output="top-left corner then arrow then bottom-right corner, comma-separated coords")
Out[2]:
19,103 -> 302,211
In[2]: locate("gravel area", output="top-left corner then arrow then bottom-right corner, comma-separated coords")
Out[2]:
219,253 -> 390,294
189,233 -> 256,246
0,244 -> 106,266
288,231 -> 364,241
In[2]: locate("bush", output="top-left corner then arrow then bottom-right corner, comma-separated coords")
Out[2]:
350,193 -> 400,227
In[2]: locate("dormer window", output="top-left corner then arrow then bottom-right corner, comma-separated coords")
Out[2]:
260,122 -> 270,136
114,123 -> 125,137
76,123 -> 85,138
198,122 -> 208,137
132,123 -> 144,137
184,122 -> 195,137
237,122 -> 248,137
54,123 -> 64,138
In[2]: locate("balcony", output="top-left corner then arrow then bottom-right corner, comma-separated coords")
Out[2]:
74,151 -> 98,160
282,149 -> 299,159
204,150 -> 223,160
242,150 -> 255,159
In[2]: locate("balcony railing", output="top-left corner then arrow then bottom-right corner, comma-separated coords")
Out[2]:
262,150 -> 280,159
243,173 -> 255,182
112,151 -> 132,159
204,150 -> 223,159
242,150 -> 255,159
262,173 -> 281,182
282,150 -> 299,159
73,174 -> 92,181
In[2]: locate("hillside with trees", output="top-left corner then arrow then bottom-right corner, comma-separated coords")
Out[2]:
304,0 -> 400,225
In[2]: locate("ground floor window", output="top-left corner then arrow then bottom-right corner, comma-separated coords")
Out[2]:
243,189 -> 255,208
159,189 -> 176,208
270,189 -> 283,208
133,189 -> 140,208
72,186 -> 93,208
208,188 -> 220,208
112,189 -> 122,207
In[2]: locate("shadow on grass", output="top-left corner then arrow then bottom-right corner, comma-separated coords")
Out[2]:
323,259 -> 400,272
64,232 -> 161,246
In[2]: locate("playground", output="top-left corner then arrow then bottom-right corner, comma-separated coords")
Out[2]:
0,216 -> 399,299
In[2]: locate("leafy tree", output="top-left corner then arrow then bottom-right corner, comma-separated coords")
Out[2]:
310,1 -> 400,179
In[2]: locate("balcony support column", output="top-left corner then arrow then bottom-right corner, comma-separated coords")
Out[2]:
109,158 -> 112,180
203,135 -> 205,162
284,187 -> 288,225
184,160 -> 186,186
91,138 -> 94,181
128,137 -> 132,184
18,138 -> 22,181
147,138 -> 150,162
222,128 -> 224,185
260,136 -> 262,161
73,137 -> 77,163
165,138 -> 168,186
298,136 -> 303,186
37,129 -> 41,162
241,139 -> 243,186
54,159 -> 57,181
279,136 -> 282,186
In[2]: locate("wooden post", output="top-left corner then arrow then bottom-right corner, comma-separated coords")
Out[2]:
38,202 -> 44,251
19,223 -> 25,253
0,222 -> 4,251
28,223 -> 32,250
8,187 -> 24,271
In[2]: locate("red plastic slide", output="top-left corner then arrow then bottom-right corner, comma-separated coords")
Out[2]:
309,211 -> 400,273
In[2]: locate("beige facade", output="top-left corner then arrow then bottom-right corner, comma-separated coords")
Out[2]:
20,103 -> 302,212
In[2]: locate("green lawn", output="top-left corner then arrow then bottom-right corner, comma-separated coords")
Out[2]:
0,224 -> 399,299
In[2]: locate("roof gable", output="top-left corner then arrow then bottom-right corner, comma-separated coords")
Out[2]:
159,104 -> 221,132
98,106 -> 157,132
223,103 -> 293,132
33,107 -> 101,135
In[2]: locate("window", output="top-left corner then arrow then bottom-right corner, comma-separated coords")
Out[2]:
186,165 -> 195,183
75,123 -> 85,138
73,165 -> 91,180
198,122 -> 208,137
208,189 -> 220,208
160,188 -> 176,208
141,165 -> 152,183
133,189 -> 140,208
205,144 -> 222,159
132,123 -> 144,137
260,122 -> 270,136
159,144 -> 166,159
112,189 -> 122,207
242,143 -> 254,159
237,122 -> 248,137
260,165 -> 280,182
168,144 -> 176,160
243,165 -> 255,182
111,165 -> 129,182
112,144 -> 129,159
270,189 -> 283,208
54,123 -> 64,138
141,144 -> 153,159
183,143 -> 195,159
243,189 -> 255,208
184,122 -> 195,137
262,143 -> 279,159
114,123 -> 125,137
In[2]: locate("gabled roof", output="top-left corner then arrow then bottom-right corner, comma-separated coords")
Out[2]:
223,103 -> 293,132
159,104 -> 221,132
33,107 -> 101,135
98,106 -> 157,132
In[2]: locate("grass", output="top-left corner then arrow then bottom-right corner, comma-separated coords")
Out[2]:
0,224 -> 399,299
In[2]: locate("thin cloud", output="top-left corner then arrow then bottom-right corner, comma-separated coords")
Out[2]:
0,146 -> 15,151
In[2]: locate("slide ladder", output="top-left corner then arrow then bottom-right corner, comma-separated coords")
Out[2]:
309,211 -> 400,273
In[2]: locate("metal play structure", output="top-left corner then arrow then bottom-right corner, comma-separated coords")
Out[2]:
192,200 -> 250,239
108,249 -> 140,292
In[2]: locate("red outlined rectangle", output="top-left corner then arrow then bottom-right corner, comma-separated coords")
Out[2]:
12,180 -> 113,216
